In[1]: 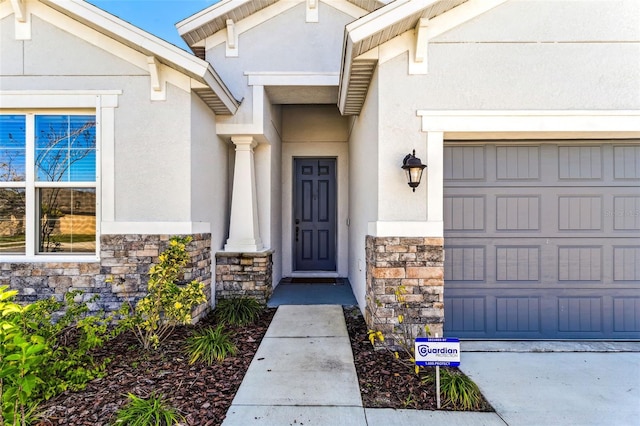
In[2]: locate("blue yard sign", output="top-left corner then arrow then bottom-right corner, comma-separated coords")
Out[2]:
415,337 -> 461,367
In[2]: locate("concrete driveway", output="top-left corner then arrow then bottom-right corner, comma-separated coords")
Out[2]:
460,349 -> 640,426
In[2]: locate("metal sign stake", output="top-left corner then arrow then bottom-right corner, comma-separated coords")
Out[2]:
435,333 -> 441,409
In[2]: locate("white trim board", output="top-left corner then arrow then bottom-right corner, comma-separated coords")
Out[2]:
418,110 -> 640,139
101,222 -> 212,235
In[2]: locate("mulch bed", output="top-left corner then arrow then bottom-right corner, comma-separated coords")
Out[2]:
37,310 -> 276,426
344,307 -> 493,411
37,306 -> 490,425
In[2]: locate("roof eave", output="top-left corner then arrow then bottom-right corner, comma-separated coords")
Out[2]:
41,0 -> 239,115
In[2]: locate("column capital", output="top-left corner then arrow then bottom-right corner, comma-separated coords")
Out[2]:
230,135 -> 257,148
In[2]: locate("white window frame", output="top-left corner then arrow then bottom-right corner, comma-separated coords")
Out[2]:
0,90 -> 120,262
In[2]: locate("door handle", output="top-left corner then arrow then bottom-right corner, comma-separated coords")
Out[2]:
295,226 -> 299,242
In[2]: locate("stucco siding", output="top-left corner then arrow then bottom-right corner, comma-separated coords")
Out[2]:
190,93 -> 227,234
0,16 -> 23,75
26,15 -> 144,76
114,80 -> 192,221
377,0 -> 640,112
382,42 -> 640,111
436,0 -> 640,43
348,70 -> 379,310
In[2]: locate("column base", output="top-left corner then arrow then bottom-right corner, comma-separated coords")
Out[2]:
215,250 -> 273,304
224,238 -> 264,252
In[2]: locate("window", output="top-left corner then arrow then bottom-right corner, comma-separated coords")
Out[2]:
0,113 -> 97,255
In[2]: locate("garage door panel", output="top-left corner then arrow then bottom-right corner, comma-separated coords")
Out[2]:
558,246 -> 602,281
444,146 -> 485,180
558,297 -> 603,333
558,196 -> 602,230
613,246 -> 640,281
558,146 -> 603,180
612,196 -> 640,230
444,296 -> 486,334
496,146 -> 540,180
613,298 -> 640,332
496,196 -> 540,230
496,297 -> 541,333
444,196 -> 485,231
444,246 -> 485,281
613,145 -> 640,179
444,141 -> 640,340
496,246 -> 540,281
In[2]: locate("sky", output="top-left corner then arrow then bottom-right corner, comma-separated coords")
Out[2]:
86,0 -> 220,50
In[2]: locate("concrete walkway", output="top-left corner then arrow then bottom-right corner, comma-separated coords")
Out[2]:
222,305 -> 502,425
223,305 -> 640,425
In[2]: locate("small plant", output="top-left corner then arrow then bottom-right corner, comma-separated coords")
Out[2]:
114,392 -> 184,426
423,368 -> 483,410
119,236 -> 207,350
215,297 -> 263,326
1,286 -> 120,425
366,285 -> 430,375
185,324 -> 237,365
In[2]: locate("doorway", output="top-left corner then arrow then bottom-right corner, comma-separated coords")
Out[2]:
293,158 -> 337,271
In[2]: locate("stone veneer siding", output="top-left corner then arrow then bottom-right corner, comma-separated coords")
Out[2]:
365,236 -> 445,345
2,233 -> 212,321
215,251 -> 273,304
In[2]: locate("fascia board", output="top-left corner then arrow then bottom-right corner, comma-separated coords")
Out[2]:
176,0 -> 252,36
189,0 -> 304,49
337,28 -> 354,114
346,0 -> 437,43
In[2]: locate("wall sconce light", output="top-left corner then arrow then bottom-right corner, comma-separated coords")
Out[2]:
402,150 -> 426,192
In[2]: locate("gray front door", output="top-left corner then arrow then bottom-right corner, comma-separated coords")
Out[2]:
293,158 -> 337,271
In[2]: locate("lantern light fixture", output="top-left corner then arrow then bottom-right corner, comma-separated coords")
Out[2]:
402,150 -> 426,192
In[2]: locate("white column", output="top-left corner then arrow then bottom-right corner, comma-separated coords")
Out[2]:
224,136 -> 263,252
426,131 -> 444,223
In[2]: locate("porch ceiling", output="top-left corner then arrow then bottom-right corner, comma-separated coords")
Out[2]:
266,86 -> 339,104
339,0 -> 468,115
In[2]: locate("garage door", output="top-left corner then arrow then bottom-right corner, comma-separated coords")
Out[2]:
443,142 -> 640,339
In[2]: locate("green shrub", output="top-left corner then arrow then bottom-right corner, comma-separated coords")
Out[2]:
1,286 -> 120,424
118,236 -> 207,350
423,368 -> 483,410
114,392 -> 184,426
215,297 -> 263,326
186,323 -> 237,365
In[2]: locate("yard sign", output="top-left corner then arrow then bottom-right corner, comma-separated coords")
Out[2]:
415,337 -> 460,367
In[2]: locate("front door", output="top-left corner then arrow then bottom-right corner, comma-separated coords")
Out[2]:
293,158 -> 337,271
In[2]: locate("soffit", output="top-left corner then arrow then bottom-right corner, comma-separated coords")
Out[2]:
177,0 -> 387,46
339,0 -> 468,115
38,0 -> 239,115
